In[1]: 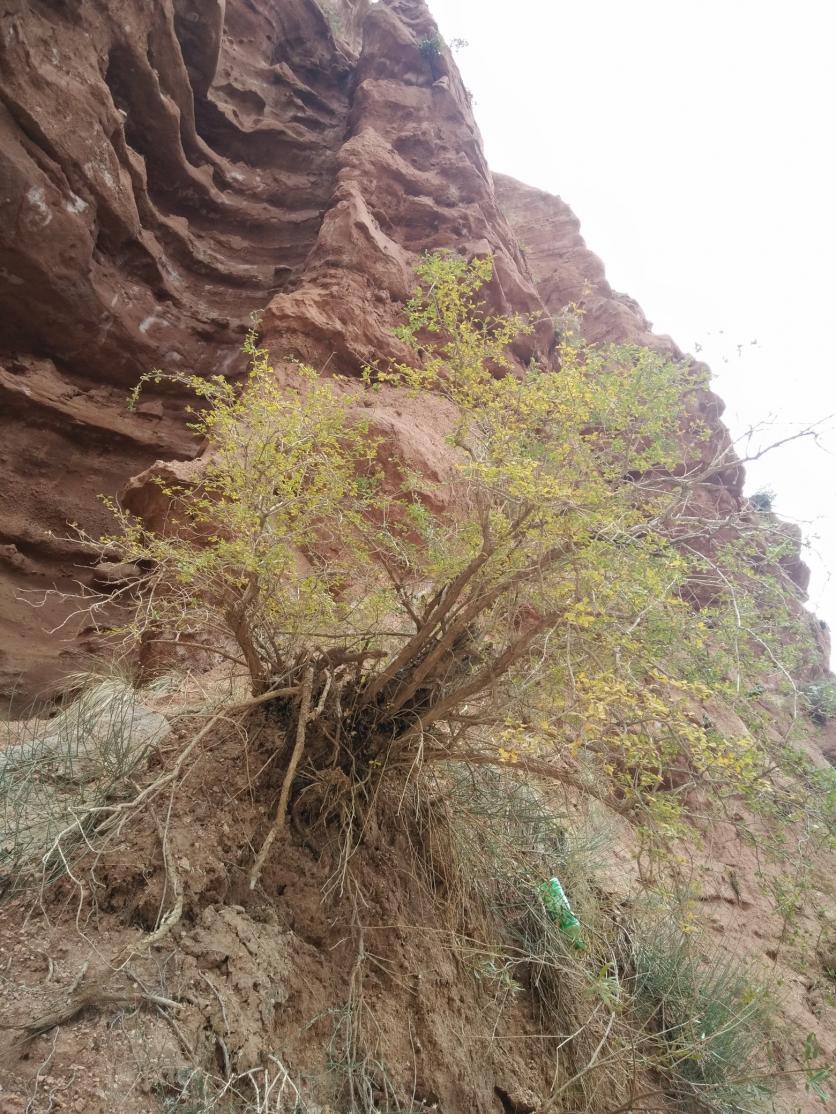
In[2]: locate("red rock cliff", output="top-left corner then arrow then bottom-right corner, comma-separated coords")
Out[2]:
0,0 -> 791,698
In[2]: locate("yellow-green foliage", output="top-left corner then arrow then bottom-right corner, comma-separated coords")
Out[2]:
118,341 -> 396,690
374,253 -> 765,815
99,253 -> 803,828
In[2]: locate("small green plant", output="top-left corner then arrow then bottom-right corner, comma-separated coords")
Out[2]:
417,34 -> 442,59
768,873 -> 805,938
803,1031 -> 833,1103
472,956 -> 524,995
750,488 -> 776,512
417,33 -> 466,64
629,918 -> 773,1111
802,679 -> 836,724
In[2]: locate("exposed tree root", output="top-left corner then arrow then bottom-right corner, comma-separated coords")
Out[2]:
249,665 -> 314,889
1,987 -> 182,1044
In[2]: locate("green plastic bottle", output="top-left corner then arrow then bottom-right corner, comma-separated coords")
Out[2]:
540,877 -> 586,950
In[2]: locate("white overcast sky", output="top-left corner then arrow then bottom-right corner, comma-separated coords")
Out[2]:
430,0 -> 836,663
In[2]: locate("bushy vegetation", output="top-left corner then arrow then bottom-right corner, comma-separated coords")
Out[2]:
629,917 -> 772,1112
749,488 -> 775,513
79,252 -> 807,869
416,764 -> 781,1113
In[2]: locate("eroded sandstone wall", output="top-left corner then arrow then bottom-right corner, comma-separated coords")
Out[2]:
0,0 -> 799,699
0,0 -> 545,697
1,0 -> 361,694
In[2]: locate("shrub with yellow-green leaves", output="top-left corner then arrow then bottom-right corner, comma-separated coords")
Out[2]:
91,252 -> 799,836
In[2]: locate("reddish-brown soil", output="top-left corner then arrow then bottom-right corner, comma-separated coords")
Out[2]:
0,709 -> 594,1114
0,689 -> 833,1113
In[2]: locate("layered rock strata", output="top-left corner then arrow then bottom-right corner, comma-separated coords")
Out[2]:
0,0 -> 807,698
1,0 -> 361,694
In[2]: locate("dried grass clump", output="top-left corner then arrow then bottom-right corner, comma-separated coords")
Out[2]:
1,673 -> 169,893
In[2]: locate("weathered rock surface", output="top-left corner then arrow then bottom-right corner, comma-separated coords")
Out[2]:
262,1 -> 550,373
0,0 -> 820,704
0,0 -> 548,699
0,0 -> 362,697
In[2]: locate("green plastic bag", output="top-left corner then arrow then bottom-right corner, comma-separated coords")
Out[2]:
540,877 -> 586,950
